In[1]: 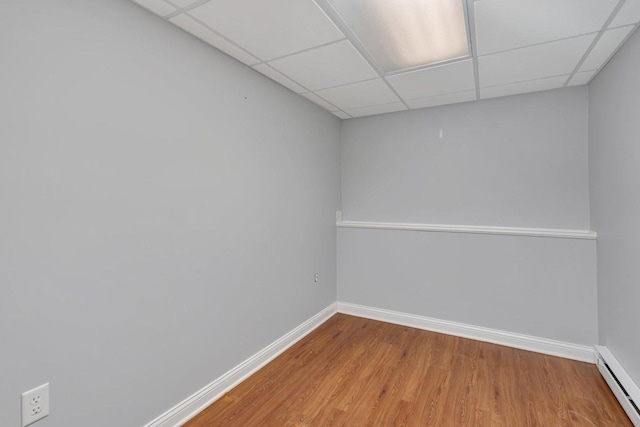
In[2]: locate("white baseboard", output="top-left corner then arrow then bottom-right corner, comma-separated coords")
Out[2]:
143,303 -> 338,427
595,346 -> 640,426
144,301 -> 596,427
337,302 -> 595,363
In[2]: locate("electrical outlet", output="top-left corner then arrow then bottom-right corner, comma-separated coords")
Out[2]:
22,383 -> 49,426
314,273 -> 319,283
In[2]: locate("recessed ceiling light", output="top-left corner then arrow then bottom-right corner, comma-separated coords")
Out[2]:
325,0 -> 470,73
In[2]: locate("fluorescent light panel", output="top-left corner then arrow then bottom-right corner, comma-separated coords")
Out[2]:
326,0 -> 469,73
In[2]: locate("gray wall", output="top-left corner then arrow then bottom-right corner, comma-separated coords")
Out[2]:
338,228 -> 597,344
341,88 -> 591,229
0,1 -> 340,426
589,27 -> 640,385
339,88 -> 598,345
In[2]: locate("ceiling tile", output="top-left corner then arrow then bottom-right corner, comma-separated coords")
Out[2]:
188,0 -> 344,60
579,25 -> 634,71
301,92 -> 340,112
609,0 -> 640,28
480,75 -> 568,100
315,79 -> 399,111
406,90 -> 477,109
386,59 -> 475,100
170,15 -> 260,65
568,70 -> 598,86
345,102 -> 407,118
332,111 -> 351,119
169,0 -> 198,7
134,0 -> 176,17
478,34 -> 595,88
252,64 -> 307,93
268,40 -> 378,91
474,0 -> 618,55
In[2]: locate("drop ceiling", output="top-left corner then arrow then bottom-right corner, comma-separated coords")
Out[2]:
132,0 -> 640,119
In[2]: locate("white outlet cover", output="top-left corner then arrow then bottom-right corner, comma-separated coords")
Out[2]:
22,383 -> 49,427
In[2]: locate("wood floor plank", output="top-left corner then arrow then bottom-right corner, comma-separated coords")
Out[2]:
185,314 -> 632,427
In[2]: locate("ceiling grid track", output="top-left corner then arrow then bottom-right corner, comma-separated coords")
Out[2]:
564,0 -> 628,87
464,0 -> 481,101
131,0 -> 640,118
183,12 -> 265,63
312,0 -> 411,111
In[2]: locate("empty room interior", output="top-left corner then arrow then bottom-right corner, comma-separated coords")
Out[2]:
3,0 -> 640,426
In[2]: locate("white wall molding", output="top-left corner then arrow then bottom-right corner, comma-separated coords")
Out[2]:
143,303 -> 338,427
335,213 -> 596,240
337,302 -> 595,363
595,346 -> 640,426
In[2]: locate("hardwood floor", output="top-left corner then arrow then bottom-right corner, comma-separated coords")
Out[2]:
185,314 -> 631,426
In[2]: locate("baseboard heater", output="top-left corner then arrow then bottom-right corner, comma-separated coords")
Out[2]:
595,346 -> 640,426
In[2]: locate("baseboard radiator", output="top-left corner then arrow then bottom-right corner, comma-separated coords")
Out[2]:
595,346 -> 640,426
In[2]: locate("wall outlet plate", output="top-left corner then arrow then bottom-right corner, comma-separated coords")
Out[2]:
22,383 -> 49,426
